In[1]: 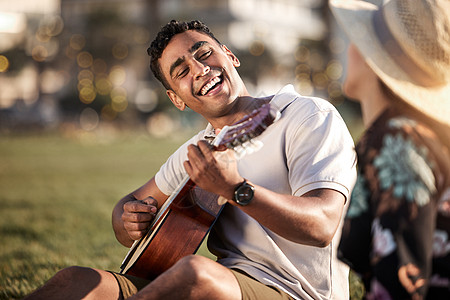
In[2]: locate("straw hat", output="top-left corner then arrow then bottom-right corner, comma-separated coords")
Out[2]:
329,0 -> 450,126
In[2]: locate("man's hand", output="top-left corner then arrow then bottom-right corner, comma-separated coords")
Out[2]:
121,196 -> 158,241
184,140 -> 243,200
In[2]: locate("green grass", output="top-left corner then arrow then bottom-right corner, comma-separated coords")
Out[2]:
0,132 -> 363,299
0,132 -> 204,299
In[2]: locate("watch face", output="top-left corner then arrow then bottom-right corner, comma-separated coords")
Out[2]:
235,183 -> 254,205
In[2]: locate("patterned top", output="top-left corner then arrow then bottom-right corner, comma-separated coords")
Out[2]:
339,107 -> 450,299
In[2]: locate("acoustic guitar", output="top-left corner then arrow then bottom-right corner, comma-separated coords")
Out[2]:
119,103 -> 280,279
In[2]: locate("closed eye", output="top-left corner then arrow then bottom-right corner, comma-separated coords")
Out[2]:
177,67 -> 189,79
198,50 -> 212,60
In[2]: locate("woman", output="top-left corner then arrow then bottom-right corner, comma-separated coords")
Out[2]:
330,0 -> 450,299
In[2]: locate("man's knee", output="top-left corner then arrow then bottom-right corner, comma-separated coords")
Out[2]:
169,255 -> 241,299
173,255 -> 218,285
52,266 -> 97,286
24,266 -> 107,300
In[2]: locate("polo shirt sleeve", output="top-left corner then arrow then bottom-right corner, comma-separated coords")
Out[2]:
286,98 -> 357,200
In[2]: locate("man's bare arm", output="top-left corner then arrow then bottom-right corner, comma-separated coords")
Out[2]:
185,140 -> 346,247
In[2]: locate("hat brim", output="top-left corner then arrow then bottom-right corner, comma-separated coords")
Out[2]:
330,0 -> 450,126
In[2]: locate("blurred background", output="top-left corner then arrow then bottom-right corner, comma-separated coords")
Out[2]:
0,0 -> 363,139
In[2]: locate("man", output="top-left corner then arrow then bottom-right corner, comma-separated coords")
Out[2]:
26,20 -> 356,299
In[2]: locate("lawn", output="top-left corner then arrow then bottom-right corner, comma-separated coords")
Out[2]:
0,131 -> 364,299
0,131 -> 204,299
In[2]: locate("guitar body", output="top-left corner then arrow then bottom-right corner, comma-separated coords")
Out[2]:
120,180 -> 222,279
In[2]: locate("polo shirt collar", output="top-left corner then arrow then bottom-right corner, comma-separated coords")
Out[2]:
202,84 -> 297,140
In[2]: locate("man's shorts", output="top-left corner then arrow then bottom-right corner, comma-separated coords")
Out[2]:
109,268 -> 294,300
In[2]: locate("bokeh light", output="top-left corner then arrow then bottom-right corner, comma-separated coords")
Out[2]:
65,45 -> 78,59
135,88 -> 158,113
326,60 -> 343,81
77,51 -> 93,68
43,16 -> 64,37
78,69 -> 94,81
80,107 -> 99,131
295,63 -> 311,75
110,86 -> 128,113
312,72 -> 328,90
32,45 -> 48,62
146,112 -> 176,137
0,55 -> 10,72
111,94 -> 128,112
296,81 -> 314,96
109,65 -> 126,86
95,75 -> 112,96
79,86 -> 96,104
111,86 -> 127,99
36,27 -> 51,43
328,81 -> 343,99
112,42 -> 128,60
101,104 -> 117,121
249,40 -> 265,56
77,78 -> 93,91
70,34 -> 86,51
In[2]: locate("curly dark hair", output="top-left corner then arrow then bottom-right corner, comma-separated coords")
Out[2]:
147,20 -> 221,90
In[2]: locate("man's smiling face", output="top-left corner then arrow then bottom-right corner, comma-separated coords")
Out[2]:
159,30 -> 243,120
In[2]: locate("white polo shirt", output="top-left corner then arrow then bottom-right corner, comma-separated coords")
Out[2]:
155,85 -> 357,300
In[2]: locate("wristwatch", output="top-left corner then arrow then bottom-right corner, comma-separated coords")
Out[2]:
233,180 -> 255,206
